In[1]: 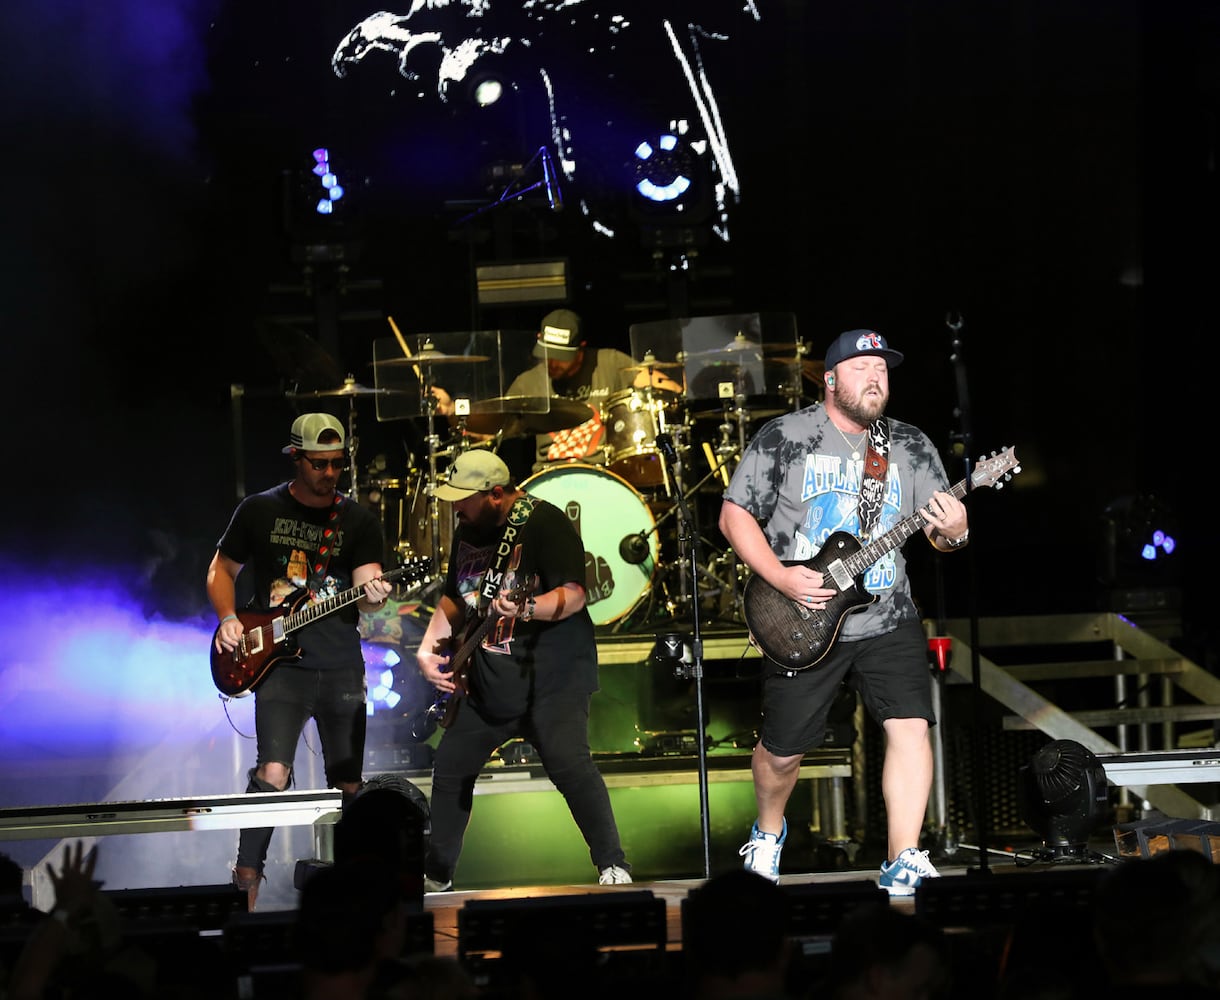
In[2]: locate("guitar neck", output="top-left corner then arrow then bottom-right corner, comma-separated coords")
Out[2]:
843,477 -> 970,576
280,563 -> 413,636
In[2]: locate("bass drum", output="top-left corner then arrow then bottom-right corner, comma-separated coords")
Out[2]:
521,464 -> 659,626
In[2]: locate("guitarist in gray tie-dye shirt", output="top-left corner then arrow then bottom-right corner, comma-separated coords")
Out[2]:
719,329 -> 969,896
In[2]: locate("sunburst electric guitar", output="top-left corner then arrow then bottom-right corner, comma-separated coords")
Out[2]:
741,447 -> 1020,671
210,557 -> 435,698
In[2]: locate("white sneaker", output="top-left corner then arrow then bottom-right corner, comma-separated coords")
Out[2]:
423,876 -> 453,893
739,819 -> 787,883
879,847 -> 940,897
598,864 -> 633,885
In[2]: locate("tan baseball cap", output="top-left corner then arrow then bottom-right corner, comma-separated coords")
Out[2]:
434,450 -> 512,501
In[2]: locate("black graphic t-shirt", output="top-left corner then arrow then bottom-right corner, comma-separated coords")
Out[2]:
443,498 -> 598,720
217,483 -> 386,667
725,404 -> 950,642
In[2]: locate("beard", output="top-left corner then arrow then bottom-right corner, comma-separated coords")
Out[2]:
837,384 -> 888,427
459,502 -> 501,540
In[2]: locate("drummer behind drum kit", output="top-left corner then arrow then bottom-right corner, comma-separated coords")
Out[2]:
306,336 -> 813,631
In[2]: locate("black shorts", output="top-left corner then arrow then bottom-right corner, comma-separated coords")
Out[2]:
759,620 -> 935,757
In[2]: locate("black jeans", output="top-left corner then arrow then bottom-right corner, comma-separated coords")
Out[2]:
425,691 -> 627,885
236,662 -> 367,872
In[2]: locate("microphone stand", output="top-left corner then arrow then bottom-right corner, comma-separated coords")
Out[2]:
944,312 -> 991,876
656,435 -> 712,879
454,146 -> 559,225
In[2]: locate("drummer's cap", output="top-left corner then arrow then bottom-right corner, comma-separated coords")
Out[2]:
533,308 -> 584,360
283,413 -> 346,454
824,329 -> 904,371
435,451 -> 512,502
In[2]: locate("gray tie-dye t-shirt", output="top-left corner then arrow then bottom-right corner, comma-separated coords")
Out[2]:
724,404 -> 950,641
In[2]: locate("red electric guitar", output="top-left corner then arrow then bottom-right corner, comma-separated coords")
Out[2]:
210,557 -> 434,698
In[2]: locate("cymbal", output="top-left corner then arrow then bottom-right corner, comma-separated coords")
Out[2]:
690,404 -> 789,421
375,351 -> 491,366
620,359 -> 685,373
683,337 -> 808,361
464,395 -> 592,437
291,379 -> 402,398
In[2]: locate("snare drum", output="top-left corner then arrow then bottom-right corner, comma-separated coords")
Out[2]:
603,388 -> 674,487
521,464 -> 658,626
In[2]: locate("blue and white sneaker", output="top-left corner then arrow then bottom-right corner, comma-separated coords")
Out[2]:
878,847 -> 940,896
739,819 -> 787,883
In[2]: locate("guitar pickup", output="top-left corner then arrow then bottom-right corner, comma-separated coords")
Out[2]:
825,558 -> 853,591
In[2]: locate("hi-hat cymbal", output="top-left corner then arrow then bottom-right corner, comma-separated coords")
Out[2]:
375,351 -> 491,366
464,395 -> 592,437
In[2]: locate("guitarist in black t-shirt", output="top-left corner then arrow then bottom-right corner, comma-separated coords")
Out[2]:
414,449 -> 632,892
207,412 -> 394,909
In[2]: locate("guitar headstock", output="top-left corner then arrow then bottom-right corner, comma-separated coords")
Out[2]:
393,556 -> 436,590
970,446 -> 1021,490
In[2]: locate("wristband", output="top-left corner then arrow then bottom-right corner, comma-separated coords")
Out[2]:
220,614 -> 238,624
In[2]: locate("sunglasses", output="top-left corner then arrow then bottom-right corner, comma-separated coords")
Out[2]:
299,455 -> 349,472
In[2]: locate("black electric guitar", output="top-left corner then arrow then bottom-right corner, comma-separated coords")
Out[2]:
210,557 -> 435,698
425,575 -> 539,730
742,447 -> 1020,670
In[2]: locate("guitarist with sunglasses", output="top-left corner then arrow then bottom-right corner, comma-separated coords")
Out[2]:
719,330 -> 969,896
207,412 -> 394,909
414,449 -> 632,892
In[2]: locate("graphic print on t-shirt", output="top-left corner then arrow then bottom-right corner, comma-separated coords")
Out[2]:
795,452 -> 904,596
452,537 -> 521,656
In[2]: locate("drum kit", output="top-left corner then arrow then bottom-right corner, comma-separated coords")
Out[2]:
294,335 -> 821,632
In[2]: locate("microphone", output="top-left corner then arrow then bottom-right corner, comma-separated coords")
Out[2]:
655,432 -> 677,463
541,147 -> 563,212
619,532 -> 650,565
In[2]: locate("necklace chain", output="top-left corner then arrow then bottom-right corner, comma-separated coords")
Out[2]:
832,421 -> 868,460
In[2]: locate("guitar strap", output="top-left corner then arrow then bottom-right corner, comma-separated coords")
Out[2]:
306,492 -> 346,597
857,418 -> 891,541
476,495 -> 539,609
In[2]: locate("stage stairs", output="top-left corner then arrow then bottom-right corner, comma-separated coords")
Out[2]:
938,612 -> 1220,821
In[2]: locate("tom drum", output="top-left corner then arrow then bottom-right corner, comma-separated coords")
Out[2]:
603,388 -> 675,488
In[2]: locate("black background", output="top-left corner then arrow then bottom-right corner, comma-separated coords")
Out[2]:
2,0 -> 1215,662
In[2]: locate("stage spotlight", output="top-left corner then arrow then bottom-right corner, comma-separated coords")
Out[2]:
628,131 -> 713,248
1018,739 -> 1111,861
1100,494 -> 1179,581
633,133 -> 694,204
469,73 -> 504,107
651,632 -> 693,679
310,148 -> 345,215
364,641 -> 404,717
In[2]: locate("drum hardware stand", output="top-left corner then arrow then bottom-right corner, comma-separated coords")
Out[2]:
613,442 -> 736,630
417,361 -> 448,576
654,433 -> 713,879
